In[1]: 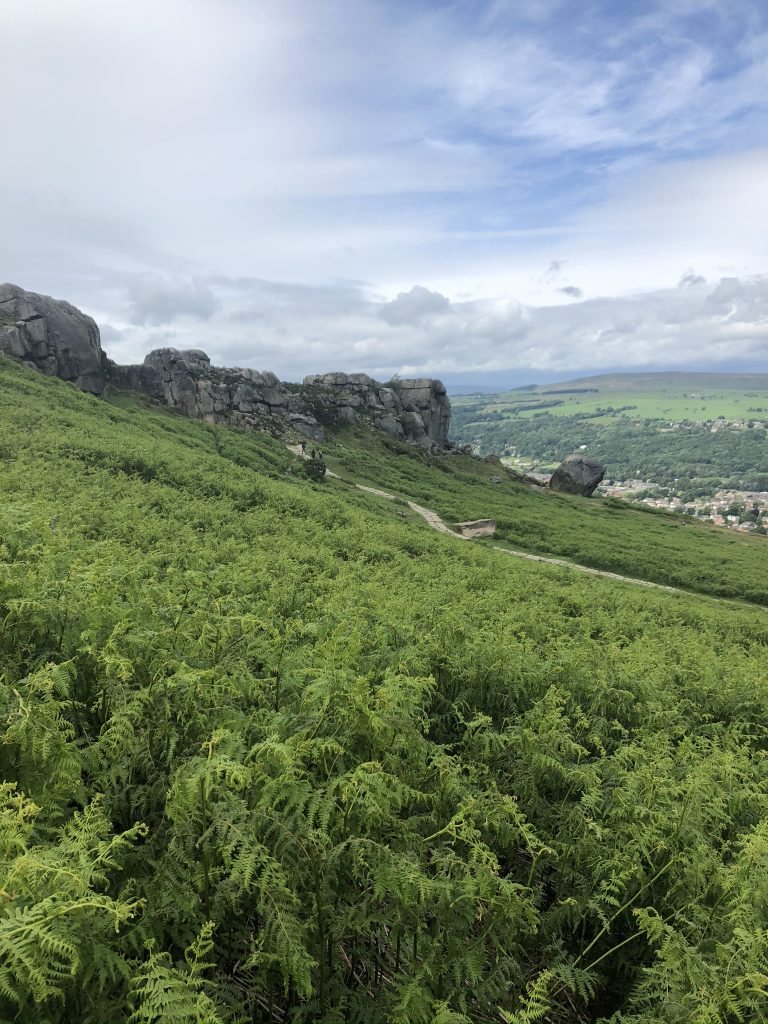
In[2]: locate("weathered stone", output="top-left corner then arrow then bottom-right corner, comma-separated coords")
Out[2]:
0,283 -> 105,393
549,454 -> 606,496
455,519 -> 496,538
300,372 -> 451,449
141,348 -> 325,439
106,360 -> 164,398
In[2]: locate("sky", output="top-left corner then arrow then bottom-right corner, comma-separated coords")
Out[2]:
2,0 -> 768,386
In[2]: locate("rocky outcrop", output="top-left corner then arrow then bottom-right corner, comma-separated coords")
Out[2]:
302,373 -> 451,449
0,284 -> 452,449
0,283 -> 105,393
138,357 -> 452,448
142,348 -> 325,440
549,454 -> 606,496
105,359 -> 164,399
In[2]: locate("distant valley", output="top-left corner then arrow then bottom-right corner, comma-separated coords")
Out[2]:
451,371 -> 768,534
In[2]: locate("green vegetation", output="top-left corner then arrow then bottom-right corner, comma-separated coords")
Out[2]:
451,372 -> 768,497
3,357 -> 768,1022
323,428 -> 768,605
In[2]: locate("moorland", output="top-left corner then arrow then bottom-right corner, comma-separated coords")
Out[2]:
2,357 -> 768,1023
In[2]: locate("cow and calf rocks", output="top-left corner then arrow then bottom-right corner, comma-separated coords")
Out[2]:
0,283 -> 451,449
0,283 -> 105,394
549,453 -> 606,497
0,284 -> 610,489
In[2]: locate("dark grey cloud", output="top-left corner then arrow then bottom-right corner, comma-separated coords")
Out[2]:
559,285 -> 583,299
379,285 -> 451,325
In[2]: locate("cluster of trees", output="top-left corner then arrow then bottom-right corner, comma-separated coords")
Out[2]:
3,359 -> 768,1022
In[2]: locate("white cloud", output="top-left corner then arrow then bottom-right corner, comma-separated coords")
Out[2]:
96,271 -> 768,382
0,0 -> 766,379
380,286 -> 451,325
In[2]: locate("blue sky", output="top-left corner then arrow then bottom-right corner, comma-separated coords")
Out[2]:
2,0 -> 767,383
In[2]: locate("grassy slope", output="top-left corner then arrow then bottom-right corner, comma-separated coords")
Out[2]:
323,426 -> 768,604
4,358 -> 768,1022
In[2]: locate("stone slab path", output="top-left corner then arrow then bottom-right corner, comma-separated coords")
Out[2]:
286,444 -> 692,596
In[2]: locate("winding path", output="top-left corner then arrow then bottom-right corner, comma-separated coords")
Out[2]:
287,446 -> 683,595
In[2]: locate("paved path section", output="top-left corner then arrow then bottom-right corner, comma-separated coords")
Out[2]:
355,484 -> 470,538
287,444 -> 685,595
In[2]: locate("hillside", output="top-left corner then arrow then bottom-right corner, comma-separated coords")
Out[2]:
321,426 -> 768,605
3,358 -> 768,1023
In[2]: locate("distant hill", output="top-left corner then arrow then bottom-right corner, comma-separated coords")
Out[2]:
536,371 -> 768,393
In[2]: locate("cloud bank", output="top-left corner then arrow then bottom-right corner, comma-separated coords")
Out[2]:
94,271 -> 768,382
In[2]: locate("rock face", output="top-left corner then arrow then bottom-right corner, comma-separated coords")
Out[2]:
0,283 -> 105,393
549,454 -> 606,497
0,284 -> 452,448
105,359 -> 164,400
302,372 -> 451,449
143,348 -> 325,440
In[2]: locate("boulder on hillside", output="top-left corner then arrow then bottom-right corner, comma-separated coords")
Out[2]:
549,453 -> 605,496
0,282 -> 105,393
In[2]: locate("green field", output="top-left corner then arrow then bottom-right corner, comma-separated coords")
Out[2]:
4,357 -> 768,1023
457,372 -> 768,420
451,372 -> 768,498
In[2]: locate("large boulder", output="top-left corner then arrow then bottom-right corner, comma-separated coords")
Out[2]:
0,283 -> 105,393
105,359 -> 164,398
549,454 -> 606,496
396,378 -> 451,447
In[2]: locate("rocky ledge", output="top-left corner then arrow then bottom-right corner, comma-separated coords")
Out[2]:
0,283 -> 451,449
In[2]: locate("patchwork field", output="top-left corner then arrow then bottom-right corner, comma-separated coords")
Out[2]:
453,371 -> 768,421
